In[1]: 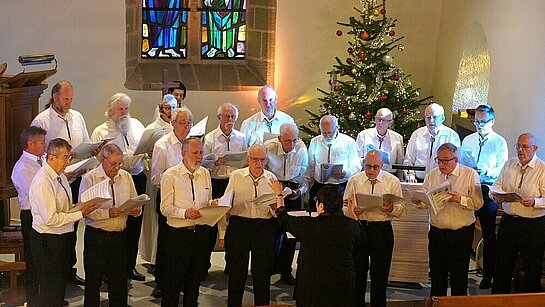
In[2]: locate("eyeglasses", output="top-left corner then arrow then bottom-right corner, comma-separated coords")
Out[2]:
53,154 -> 72,161
425,115 -> 443,121
364,164 -> 381,170
375,118 -> 393,123
515,144 -> 533,150
472,118 -> 494,126
175,121 -> 192,126
434,157 -> 456,164
220,114 -> 237,119
282,138 -> 299,144
248,157 -> 267,163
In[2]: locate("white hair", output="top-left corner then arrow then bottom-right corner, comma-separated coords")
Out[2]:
216,102 -> 239,118
106,93 -> 131,117
171,107 -> 193,122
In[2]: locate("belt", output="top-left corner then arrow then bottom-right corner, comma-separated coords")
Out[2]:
504,213 -> 545,221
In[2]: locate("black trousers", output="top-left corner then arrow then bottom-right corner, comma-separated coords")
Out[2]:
307,181 -> 346,212
30,229 -> 69,307
67,177 -> 82,279
154,189 -> 167,290
127,171 -> 147,273
225,216 -> 278,307
83,226 -> 128,307
475,184 -> 498,278
161,225 -> 211,307
355,220 -> 394,307
20,210 -> 39,306
492,214 -> 545,294
274,191 -> 302,277
428,223 -> 475,296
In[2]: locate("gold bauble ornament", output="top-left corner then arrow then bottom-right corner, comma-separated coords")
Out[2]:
372,9 -> 380,16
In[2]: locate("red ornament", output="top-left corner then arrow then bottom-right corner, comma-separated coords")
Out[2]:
347,47 -> 354,53
346,58 -> 353,64
334,84 -> 341,92
381,8 -> 386,15
358,52 -> 366,59
389,30 -> 396,36
361,31 -> 369,40
336,30 -> 343,36
393,75 -> 400,81
417,123 -> 422,128
403,108 -> 409,114
380,94 -> 387,101
365,111 -> 372,119
340,70 -> 346,76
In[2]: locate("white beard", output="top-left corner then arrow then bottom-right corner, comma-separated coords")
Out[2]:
112,115 -> 131,135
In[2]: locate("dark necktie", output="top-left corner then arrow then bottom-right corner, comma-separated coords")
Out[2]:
518,167 -> 526,189
429,135 -> 435,159
110,180 -> 116,206
377,134 -> 386,149
37,157 -> 43,166
250,175 -> 261,198
369,179 -> 377,194
123,134 -> 130,147
283,154 -> 287,179
57,177 -> 71,203
58,115 -> 72,141
189,173 -> 195,201
445,173 -> 452,181
327,144 -> 332,163
222,134 -> 231,151
476,135 -> 488,164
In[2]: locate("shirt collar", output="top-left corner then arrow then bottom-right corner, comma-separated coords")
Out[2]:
364,171 -> 384,183
168,131 -> 183,145
22,150 -> 43,163
49,106 -> 72,120
519,154 -> 538,169
259,110 -> 278,123
96,164 -> 120,182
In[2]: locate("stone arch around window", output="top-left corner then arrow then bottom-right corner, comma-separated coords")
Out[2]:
125,0 -> 276,91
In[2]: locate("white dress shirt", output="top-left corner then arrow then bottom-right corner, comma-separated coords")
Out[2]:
264,138 -> 308,193
493,155 -> 545,217
80,165 -> 138,232
203,126 -> 247,179
356,128 -> 404,173
404,126 -> 461,179
218,168 -> 277,239
305,133 -> 361,185
240,110 -> 294,146
150,132 -> 183,187
417,164 -> 483,229
11,151 -> 43,210
343,170 -> 405,221
31,107 -> 91,148
30,163 -> 83,234
146,116 -> 173,134
461,130 -> 508,184
91,118 -> 146,175
160,163 -> 212,228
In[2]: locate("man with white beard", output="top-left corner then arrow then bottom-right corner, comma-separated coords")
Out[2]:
91,93 -> 147,281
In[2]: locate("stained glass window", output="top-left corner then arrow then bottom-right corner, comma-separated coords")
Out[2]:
201,0 -> 246,59
142,0 -> 189,58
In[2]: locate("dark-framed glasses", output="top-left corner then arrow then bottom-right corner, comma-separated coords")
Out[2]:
364,164 -> 381,170
472,118 -> 494,126
434,157 -> 456,164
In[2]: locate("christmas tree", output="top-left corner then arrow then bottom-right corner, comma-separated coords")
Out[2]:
301,0 -> 431,143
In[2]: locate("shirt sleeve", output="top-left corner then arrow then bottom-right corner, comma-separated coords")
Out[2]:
151,142 -> 167,187
160,171 -> 187,220
458,169 -> 483,211
33,181 -> 83,227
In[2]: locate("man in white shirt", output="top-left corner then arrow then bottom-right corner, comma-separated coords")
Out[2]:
491,133 -> 545,294
160,137 -> 218,306
461,104 -> 508,289
150,107 -> 193,297
29,138 -> 99,306
79,144 -> 142,307
264,122 -> 308,284
218,144 -> 278,307
305,115 -> 361,209
356,108 -> 404,174
404,103 -> 460,181
153,82 -> 188,120
240,85 -> 295,146
411,143 -> 483,296
147,94 -> 178,133
344,150 -> 404,307
91,93 -> 147,281
11,126 -> 47,306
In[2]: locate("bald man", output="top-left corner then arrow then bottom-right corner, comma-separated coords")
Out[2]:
344,150 -> 404,307
404,103 -> 460,181
492,133 -> 545,294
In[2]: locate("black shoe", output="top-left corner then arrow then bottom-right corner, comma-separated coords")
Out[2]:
66,274 -> 85,286
128,269 -> 146,281
479,276 -> 492,289
280,274 -> 296,285
63,300 -> 69,306
102,275 -> 108,284
151,287 -> 162,298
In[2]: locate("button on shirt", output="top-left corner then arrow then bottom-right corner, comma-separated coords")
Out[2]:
151,132 -> 183,187
343,171 -> 405,221
404,126 -> 460,179
240,110 -> 295,146
264,138 -> 308,193
356,128 -> 404,173
417,164 -> 483,229
31,107 -> 91,148
30,163 -> 83,234
203,126 -> 247,179
218,168 -> 277,239
493,155 -> 545,218
11,151 -> 43,210
91,118 -> 146,175
461,131 -> 508,184
160,163 -> 212,228
80,165 -> 137,232
305,133 -> 361,185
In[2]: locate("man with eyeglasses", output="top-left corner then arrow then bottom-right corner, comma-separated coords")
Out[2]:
147,94 -> 179,133
264,122 -> 308,285
405,103 -> 460,181
411,143 -> 482,296
91,93 -> 148,282
461,104 -> 508,289
202,103 -> 247,280
218,144 -> 279,307
344,150 -> 404,307
149,107 -> 193,298
356,108 -> 404,175
491,133 -> 545,294
29,138 -> 100,306
79,144 -> 142,306
305,114 -> 361,210
240,85 -> 295,146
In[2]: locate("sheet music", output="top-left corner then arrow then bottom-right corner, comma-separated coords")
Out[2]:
65,157 -> 100,174
459,146 -> 478,169
488,185 -> 523,203
193,206 -> 231,226
319,163 -> 343,183
202,153 -> 218,169
223,151 -> 247,168
71,141 -> 102,160
251,187 -> 292,207
263,132 -> 279,143
354,193 -> 383,210
133,127 -> 166,155
80,178 -> 111,203
189,116 -> 208,137
409,181 -> 451,215
118,194 -> 150,212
